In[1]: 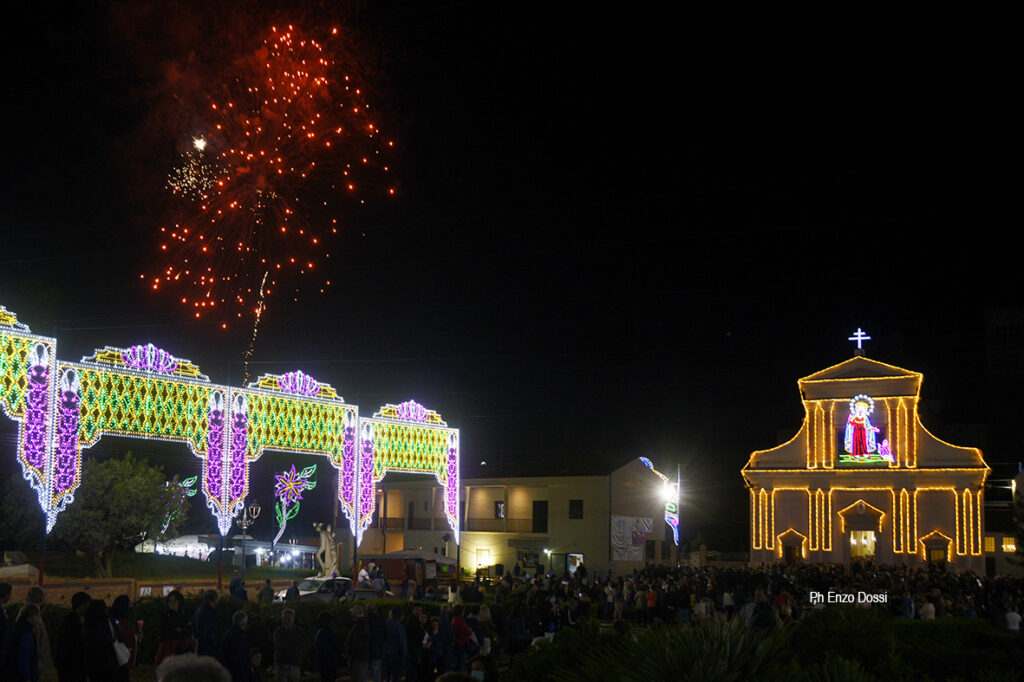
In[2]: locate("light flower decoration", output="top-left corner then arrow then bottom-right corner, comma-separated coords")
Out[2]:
161,475 -> 199,534
273,463 -> 317,544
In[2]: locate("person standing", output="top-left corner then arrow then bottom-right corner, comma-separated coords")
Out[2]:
366,603 -> 385,682
381,608 -> 407,682
109,595 -> 137,682
1006,604 -> 1021,633
0,583 -> 12,645
193,590 -> 221,657
272,609 -> 304,682
313,611 -> 341,682
1,603 -> 42,682
24,587 -> 51,676
81,600 -> 118,682
229,577 -> 248,602
157,590 -> 193,665
248,648 -> 264,682
220,610 -> 250,682
344,605 -> 371,682
403,608 -> 426,682
55,592 -> 90,682
284,582 -> 300,602
450,605 -> 474,673
257,580 -> 275,605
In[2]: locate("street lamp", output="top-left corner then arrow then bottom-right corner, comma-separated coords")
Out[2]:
237,500 -> 262,582
638,457 -> 680,548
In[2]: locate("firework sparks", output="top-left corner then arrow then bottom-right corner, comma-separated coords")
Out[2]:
148,24 -> 394,326
167,139 -> 226,200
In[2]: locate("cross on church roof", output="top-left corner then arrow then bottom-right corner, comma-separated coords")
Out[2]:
848,328 -> 871,355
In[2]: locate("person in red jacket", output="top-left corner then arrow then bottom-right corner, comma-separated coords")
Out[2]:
450,605 -> 476,673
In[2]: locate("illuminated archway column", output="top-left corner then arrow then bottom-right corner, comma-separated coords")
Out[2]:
357,401 -> 460,548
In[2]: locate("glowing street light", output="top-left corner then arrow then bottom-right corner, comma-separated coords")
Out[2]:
639,457 -> 680,546
237,500 -> 261,581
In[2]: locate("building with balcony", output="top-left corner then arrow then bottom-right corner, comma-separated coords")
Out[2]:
357,458 -> 680,577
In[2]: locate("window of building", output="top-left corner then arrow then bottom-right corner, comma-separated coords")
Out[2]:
476,548 -> 490,568
569,499 -> 584,519
1003,537 -> 1018,553
984,536 -> 995,553
494,501 -> 505,519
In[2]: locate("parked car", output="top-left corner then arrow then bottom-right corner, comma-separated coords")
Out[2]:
341,587 -> 392,601
275,577 -> 353,601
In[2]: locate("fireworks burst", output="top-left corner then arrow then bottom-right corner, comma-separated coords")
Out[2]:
148,24 -> 394,328
167,138 -> 226,199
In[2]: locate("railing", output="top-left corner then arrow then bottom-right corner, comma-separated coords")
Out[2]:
383,518 -> 405,530
433,517 -> 448,529
507,518 -> 536,532
466,518 -> 505,532
409,517 -> 432,530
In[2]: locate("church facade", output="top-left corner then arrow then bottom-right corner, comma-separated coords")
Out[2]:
742,356 -> 988,571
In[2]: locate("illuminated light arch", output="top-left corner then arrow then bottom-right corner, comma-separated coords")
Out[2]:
0,307 -> 460,544
358,401 -> 460,545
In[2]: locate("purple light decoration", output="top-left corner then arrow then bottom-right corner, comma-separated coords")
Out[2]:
341,411 -> 357,535
229,393 -> 248,504
275,464 -> 316,507
273,463 -> 317,544
53,369 -> 81,499
206,391 -> 225,505
24,343 -> 49,472
278,370 -> 320,395
358,422 -> 375,543
445,432 -> 459,543
121,343 -> 179,373
396,400 -> 428,422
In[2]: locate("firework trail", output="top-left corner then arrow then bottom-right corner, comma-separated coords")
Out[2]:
149,24 -> 394,340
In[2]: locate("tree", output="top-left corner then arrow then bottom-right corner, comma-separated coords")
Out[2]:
0,476 -> 45,551
52,453 -> 189,577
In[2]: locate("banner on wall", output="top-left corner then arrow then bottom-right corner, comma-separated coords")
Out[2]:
611,515 -> 653,561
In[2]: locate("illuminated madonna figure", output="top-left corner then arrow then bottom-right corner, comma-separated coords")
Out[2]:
844,394 -> 879,459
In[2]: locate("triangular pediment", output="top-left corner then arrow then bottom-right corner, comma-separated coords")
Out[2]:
799,357 -> 921,384
798,357 -> 923,402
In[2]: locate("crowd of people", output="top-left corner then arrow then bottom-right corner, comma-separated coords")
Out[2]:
1,560 -> 1020,682
0,584 -> 138,682
496,560 -> 1024,633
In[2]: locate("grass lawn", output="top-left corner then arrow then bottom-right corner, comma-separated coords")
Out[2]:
23,550 -> 316,581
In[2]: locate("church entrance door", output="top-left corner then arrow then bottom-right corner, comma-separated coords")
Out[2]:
850,530 -> 876,559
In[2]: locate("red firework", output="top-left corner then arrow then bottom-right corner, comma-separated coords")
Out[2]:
149,24 -> 394,325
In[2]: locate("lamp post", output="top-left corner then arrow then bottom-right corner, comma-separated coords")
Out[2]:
288,538 -> 299,569
237,500 -> 261,582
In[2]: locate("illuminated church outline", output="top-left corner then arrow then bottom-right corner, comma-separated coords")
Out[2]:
742,335 -> 989,569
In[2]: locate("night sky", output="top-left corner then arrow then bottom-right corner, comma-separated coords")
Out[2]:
1,3 -> 1019,550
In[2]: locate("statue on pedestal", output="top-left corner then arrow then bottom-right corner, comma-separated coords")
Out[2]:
313,522 -> 338,577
